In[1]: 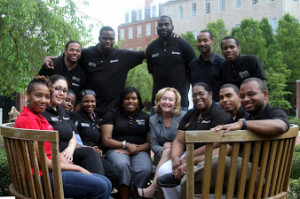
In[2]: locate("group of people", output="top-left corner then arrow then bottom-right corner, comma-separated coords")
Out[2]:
13,14 -> 290,199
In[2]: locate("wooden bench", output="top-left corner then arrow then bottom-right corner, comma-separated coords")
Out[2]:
182,125 -> 299,199
0,123 -> 64,199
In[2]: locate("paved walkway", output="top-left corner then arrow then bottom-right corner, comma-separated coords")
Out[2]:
296,132 -> 300,145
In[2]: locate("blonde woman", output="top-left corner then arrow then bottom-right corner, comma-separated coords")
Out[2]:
134,87 -> 185,198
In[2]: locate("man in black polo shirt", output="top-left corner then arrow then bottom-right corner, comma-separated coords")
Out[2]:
219,83 -> 249,122
212,77 -> 289,135
220,36 -> 266,88
146,15 -> 196,114
43,27 -> 145,117
189,30 -> 224,102
39,40 -> 86,96
80,26 -> 145,117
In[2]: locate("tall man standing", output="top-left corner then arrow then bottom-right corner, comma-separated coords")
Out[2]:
220,36 -> 266,88
189,30 -> 224,102
146,16 -> 196,114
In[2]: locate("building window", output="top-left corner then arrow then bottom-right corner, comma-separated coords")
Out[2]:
235,0 -> 241,8
192,31 -> 197,39
235,23 -> 241,27
269,18 -> 278,34
166,8 -> 172,17
205,0 -> 211,14
137,26 -> 142,38
138,9 -> 142,21
178,6 -> 184,19
252,0 -> 258,5
191,3 -> 196,17
137,47 -> 142,51
220,0 -> 225,11
146,23 -> 151,36
128,27 -> 133,39
151,5 -> 157,18
128,48 -> 133,51
120,29 -> 125,40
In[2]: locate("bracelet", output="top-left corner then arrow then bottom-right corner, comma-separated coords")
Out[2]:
122,140 -> 126,149
241,119 -> 247,130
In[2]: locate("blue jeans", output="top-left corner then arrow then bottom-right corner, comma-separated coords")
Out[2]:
44,171 -> 112,199
150,106 -> 188,116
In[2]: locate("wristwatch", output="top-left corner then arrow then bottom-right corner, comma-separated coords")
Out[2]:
122,140 -> 126,149
240,119 -> 247,130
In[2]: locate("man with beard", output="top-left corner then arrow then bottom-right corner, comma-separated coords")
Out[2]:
220,36 -> 266,88
43,26 -> 145,118
146,15 -> 196,115
39,40 -> 86,96
219,83 -> 249,122
189,30 -> 224,102
212,77 -> 289,136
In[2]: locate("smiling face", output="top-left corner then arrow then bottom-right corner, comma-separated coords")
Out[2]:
61,92 -> 76,112
80,94 -> 96,115
156,16 -> 174,40
240,80 -> 267,117
27,84 -> 51,115
197,32 -> 214,54
64,42 -> 81,63
158,90 -> 176,114
123,92 -> 139,114
219,87 -> 240,114
192,85 -> 212,112
98,30 -> 115,54
51,79 -> 68,107
221,38 -> 240,62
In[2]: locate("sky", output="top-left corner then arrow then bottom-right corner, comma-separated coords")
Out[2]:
75,0 -> 150,45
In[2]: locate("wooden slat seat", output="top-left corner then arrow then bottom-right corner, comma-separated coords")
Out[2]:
0,123 -> 64,199
181,125 -> 299,199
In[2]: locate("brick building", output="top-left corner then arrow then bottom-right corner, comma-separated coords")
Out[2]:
118,0 -> 300,50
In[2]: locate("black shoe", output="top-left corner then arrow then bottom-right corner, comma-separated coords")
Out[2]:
157,173 -> 181,187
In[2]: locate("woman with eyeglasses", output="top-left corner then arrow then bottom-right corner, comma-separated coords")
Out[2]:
70,89 -> 119,188
156,82 -> 231,199
15,75 -> 111,199
42,75 -> 106,176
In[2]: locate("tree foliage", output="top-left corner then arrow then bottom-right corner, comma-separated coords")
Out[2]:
126,61 -> 153,103
206,19 -> 228,55
0,0 -> 94,96
181,31 -> 198,56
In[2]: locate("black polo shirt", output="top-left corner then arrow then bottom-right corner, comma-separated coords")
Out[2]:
220,55 -> 266,87
232,106 -> 249,122
189,52 -> 224,102
101,109 -> 150,145
70,110 -> 102,147
178,103 -> 231,149
38,56 -> 86,96
80,45 -> 145,117
146,36 -> 196,107
42,106 -> 76,151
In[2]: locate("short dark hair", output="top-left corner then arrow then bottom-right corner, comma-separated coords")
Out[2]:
77,89 -> 96,103
116,87 -> 144,111
27,75 -> 52,94
50,74 -> 67,85
220,83 -> 240,95
99,26 -> 115,37
199,30 -> 213,40
65,40 -> 81,51
221,36 -> 239,49
241,77 -> 268,92
67,89 -> 76,96
192,82 -> 211,92
158,15 -> 173,25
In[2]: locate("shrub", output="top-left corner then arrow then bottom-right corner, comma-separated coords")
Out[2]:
0,149 -> 10,196
291,147 -> 300,179
289,178 -> 300,199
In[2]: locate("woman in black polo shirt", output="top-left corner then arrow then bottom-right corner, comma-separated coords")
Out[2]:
42,75 -> 105,176
70,89 -> 119,188
101,87 -> 152,199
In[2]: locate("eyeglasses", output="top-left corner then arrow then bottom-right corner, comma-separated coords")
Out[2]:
192,92 -> 208,98
54,86 -> 68,94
